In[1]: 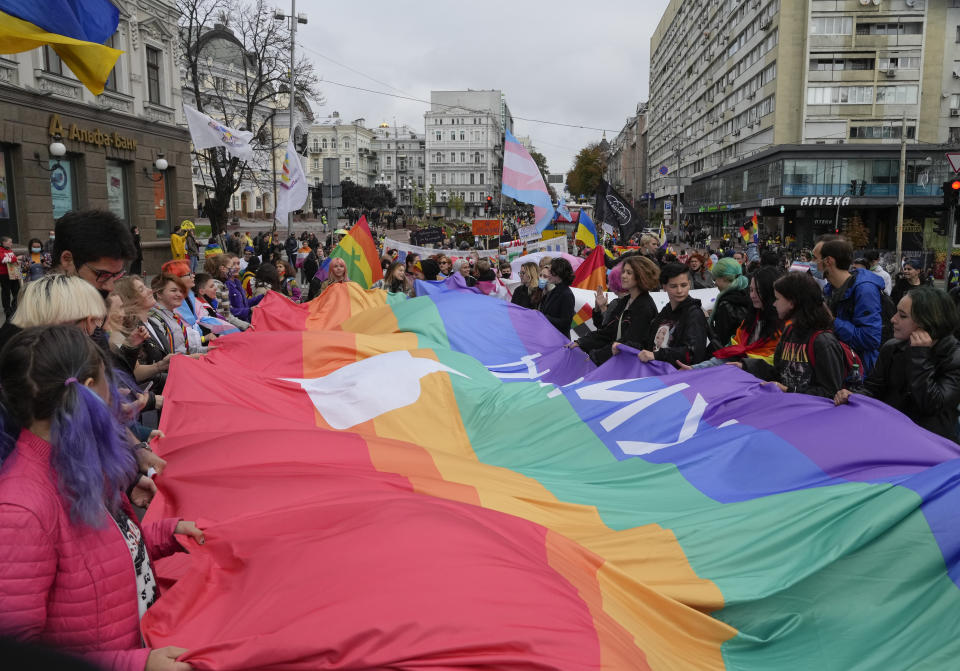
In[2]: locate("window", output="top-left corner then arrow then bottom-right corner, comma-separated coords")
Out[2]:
441,173 -> 446,185
344,139 -> 350,150
850,125 -> 915,139
345,158 -> 350,168
470,173 -> 475,185
878,56 -> 921,70
386,156 -> 391,167
479,173 -> 484,185
331,138 -> 337,149
949,127 -> 960,144
419,176 -> 424,187
431,173 -> 436,185
474,152 -> 481,164
435,152 -> 442,163
460,152 -> 465,162
146,46 -> 161,104
312,158 -> 319,170
856,22 -> 923,36
810,16 -> 852,35
460,131 -> 465,140
806,86 -> 873,104
322,138 -> 328,149
876,85 -> 918,104
474,131 -> 480,141
103,34 -> 118,91
311,139 -> 319,151
450,132 -> 456,141
450,152 -> 455,162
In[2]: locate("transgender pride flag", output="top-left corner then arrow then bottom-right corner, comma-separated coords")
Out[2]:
501,129 -> 555,232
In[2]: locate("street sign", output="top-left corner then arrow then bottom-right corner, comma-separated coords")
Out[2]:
664,201 -> 672,211
658,166 -> 669,176
947,152 -> 960,173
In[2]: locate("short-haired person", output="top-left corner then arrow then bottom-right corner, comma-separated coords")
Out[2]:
636,263 -> 709,367
813,236 -> 884,371
569,256 -> 660,365
205,253 -> 253,329
708,257 -> 752,350
835,286 -> 960,440
741,271 -> 845,397
539,257 -> 576,335
0,325 -> 200,671
52,210 -> 137,299
865,250 -> 892,296
148,274 -> 212,354
891,258 -> 932,306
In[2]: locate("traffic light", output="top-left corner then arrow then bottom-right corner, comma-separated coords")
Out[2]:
944,180 -> 960,208
485,195 -> 492,212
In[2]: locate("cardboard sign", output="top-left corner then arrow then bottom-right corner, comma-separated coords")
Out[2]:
472,219 -> 502,236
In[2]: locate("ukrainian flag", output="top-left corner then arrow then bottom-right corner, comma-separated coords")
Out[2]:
0,0 -> 121,95
575,208 -> 598,249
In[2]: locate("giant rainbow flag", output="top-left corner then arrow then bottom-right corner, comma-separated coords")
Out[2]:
142,283 -> 960,669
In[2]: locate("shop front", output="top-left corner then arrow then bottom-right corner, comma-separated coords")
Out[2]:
0,87 -> 193,273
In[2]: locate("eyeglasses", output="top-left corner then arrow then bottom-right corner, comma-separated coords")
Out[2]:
84,264 -> 126,283
179,272 -> 195,278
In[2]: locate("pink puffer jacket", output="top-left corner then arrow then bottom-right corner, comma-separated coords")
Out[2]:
0,430 -> 182,671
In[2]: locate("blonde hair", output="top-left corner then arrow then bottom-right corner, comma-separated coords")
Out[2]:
11,274 -> 106,328
521,262 -> 540,289
538,256 -> 553,269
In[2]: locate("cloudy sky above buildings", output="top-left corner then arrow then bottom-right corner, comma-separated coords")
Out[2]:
298,0 -> 671,179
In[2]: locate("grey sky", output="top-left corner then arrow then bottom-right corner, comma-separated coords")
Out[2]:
296,0 -> 670,181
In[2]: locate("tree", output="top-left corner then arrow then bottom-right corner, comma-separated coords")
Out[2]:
341,181 -> 396,209
427,186 -> 437,216
179,0 -> 323,235
449,193 -> 465,219
412,185 -> 426,218
566,144 -> 604,199
530,150 -> 557,201
843,214 -> 870,249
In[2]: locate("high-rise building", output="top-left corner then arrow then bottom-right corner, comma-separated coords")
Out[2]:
648,0 -> 959,249
607,102 -> 648,211
424,90 -> 512,218
371,123 -> 425,210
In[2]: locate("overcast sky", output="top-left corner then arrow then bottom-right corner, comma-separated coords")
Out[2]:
296,0 -> 671,178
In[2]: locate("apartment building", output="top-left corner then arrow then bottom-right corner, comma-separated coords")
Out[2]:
648,0 -> 960,249
371,123 -> 425,210
306,112 -> 377,191
424,90 -> 513,218
607,102 -> 649,209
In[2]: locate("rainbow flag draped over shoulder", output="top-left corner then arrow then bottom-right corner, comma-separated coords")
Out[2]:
0,0 -> 121,95
326,215 -> 383,289
141,283 -> 960,669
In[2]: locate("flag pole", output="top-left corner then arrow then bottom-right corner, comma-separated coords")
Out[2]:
286,0 -> 297,237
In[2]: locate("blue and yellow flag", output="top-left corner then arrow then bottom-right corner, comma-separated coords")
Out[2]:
575,208 -> 598,248
0,0 -> 121,95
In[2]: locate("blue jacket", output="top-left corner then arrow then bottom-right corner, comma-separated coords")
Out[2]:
824,268 -> 885,372
226,278 -> 263,322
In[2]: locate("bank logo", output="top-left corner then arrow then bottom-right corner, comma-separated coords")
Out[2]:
50,165 -> 68,191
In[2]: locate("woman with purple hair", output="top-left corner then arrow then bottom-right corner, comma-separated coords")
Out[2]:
0,325 -> 203,671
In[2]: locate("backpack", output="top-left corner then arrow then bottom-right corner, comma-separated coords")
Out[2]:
806,329 -> 863,386
878,288 -> 897,344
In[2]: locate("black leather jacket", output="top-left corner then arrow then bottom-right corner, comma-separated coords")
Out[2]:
856,336 -> 960,441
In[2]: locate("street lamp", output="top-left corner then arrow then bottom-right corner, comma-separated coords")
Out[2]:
33,133 -> 67,171
143,153 -> 169,182
274,2 -> 307,235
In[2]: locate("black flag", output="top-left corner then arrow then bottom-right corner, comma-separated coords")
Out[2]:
594,180 -> 638,242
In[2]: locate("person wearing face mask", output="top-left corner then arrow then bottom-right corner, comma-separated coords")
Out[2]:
25,237 -> 50,282
835,286 -> 960,441
43,229 -> 55,256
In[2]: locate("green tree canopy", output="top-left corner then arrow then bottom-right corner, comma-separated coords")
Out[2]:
565,144 -> 603,199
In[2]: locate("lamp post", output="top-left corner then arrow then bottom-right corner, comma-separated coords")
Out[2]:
33,133 -> 67,171
274,2 -> 307,236
143,153 -> 169,182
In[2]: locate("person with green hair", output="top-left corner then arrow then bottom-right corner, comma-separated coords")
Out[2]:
708,256 -> 752,349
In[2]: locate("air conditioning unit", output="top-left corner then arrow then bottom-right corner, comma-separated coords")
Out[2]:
732,129 -> 741,137
953,70 -> 960,79
951,109 -> 960,117
747,91 -> 756,100
884,69 -> 896,77
760,19 -> 771,30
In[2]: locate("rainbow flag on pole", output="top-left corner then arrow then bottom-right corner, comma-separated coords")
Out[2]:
0,0 -> 121,95
322,216 -> 383,288
142,284 -> 960,670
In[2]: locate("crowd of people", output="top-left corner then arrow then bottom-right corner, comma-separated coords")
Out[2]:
1,207 -> 959,668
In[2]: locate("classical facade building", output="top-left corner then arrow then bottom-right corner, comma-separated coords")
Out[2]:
306,112 -> 377,192
648,0 -> 960,248
424,90 -> 513,218
606,102 -> 648,209
371,123 -> 425,211
0,0 -> 192,271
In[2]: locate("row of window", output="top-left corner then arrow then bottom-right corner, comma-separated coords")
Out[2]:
806,84 -> 918,105
431,117 -> 487,125
433,130 -> 484,142
431,151 -> 483,164
44,41 -> 164,105
810,17 -> 923,36
430,172 -> 486,186
726,0 -> 780,59
809,56 -> 921,71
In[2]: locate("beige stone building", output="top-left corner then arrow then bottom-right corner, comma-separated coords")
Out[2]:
648,0 -> 960,249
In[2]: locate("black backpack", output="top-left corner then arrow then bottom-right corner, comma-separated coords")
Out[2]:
878,288 -> 896,343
